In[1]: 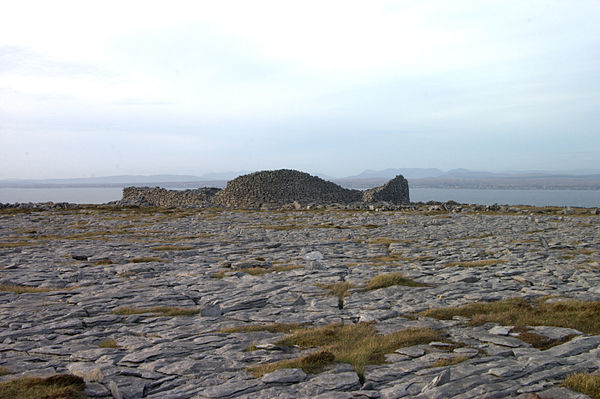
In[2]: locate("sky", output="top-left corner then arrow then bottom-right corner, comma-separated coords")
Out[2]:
1,0 -> 599,179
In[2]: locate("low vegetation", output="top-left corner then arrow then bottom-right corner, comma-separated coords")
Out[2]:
422,298 -> 600,342
217,264 -> 304,277
112,306 -> 199,317
317,281 -> 353,309
0,374 -> 86,399
211,270 -> 228,279
0,366 -> 13,376
129,256 -> 166,263
0,284 -> 53,294
93,259 -> 114,265
432,355 -> 470,368
220,323 -> 305,334
562,373 -> 600,398
151,245 -> 195,251
98,338 -> 120,349
365,272 -> 429,290
248,322 -> 441,380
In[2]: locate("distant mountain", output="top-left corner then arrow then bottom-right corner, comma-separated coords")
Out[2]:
346,168 -> 444,179
199,171 -> 250,180
0,174 -> 228,188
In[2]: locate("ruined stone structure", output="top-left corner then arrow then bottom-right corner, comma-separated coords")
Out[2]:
119,187 -> 220,208
118,169 -> 409,208
362,175 -> 410,204
211,169 -> 364,208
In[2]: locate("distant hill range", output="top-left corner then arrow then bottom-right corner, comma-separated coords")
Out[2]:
2,169 -> 600,190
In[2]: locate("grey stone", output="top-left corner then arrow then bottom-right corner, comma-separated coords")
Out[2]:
200,302 -> 222,317
261,368 -> 307,384
67,362 -> 104,382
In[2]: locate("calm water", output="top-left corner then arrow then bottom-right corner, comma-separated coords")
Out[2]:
0,187 -> 598,207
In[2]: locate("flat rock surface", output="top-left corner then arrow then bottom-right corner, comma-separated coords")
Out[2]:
1,206 -> 599,398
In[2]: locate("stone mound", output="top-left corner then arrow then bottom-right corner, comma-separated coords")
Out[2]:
211,169 -> 363,208
362,175 -> 410,204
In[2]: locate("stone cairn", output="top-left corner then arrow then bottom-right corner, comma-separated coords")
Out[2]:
118,169 -> 410,209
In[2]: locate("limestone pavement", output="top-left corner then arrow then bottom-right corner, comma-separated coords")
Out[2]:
0,205 -> 599,398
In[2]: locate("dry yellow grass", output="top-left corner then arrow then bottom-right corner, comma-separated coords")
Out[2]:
365,272 -> 429,290
129,256 -> 166,263
98,338 -> 120,348
562,373 -> 600,398
432,355 -> 470,368
0,284 -> 53,294
423,298 -> 600,337
151,245 -> 195,251
220,323 -> 304,333
0,374 -> 86,399
250,323 -> 441,380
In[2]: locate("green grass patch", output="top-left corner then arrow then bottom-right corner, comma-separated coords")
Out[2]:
113,306 -> 199,317
562,373 -> 600,398
365,272 -> 429,290
249,323 -> 441,380
443,259 -> 506,268
129,256 -> 166,263
422,298 -> 600,336
151,245 -> 195,251
220,323 -> 305,334
0,374 -> 85,399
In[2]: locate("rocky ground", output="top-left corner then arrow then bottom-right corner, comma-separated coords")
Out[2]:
1,205 -> 599,398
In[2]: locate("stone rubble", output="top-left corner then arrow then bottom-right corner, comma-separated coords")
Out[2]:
0,205 -> 599,398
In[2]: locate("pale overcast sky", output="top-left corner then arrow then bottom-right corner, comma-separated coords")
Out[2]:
1,0 -> 599,179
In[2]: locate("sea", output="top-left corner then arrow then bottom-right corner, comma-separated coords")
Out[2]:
0,187 -> 598,208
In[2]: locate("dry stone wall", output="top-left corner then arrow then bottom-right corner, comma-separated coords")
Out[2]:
118,169 -> 409,208
119,187 -> 220,208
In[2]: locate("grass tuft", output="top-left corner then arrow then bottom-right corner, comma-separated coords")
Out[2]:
432,355 -> 470,368
0,374 -> 85,399
317,281 -> 353,309
562,373 -> 600,399
211,270 -> 228,279
422,298 -> 600,337
129,257 -> 166,263
250,323 -> 441,379
112,306 -> 199,317
220,323 -> 304,334
151,245 -> 195,251
0,366 -> 13,376
365,272 -> 429,290
98,338 -> 120,349
0,284 -> 53,294
93,259 -> 114,265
